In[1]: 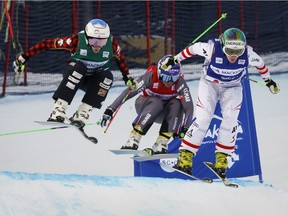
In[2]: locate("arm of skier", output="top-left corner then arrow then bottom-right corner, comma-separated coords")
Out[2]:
248,46 -> 280,94
177,78 -> 194,138
161,42 -> 213,69
13,34 -> 79,74
100,70 -> 151,127
112,37 -> 137,90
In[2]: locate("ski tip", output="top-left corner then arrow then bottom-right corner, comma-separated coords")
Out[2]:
88,137 -> 98,144
203,178 -> 213,183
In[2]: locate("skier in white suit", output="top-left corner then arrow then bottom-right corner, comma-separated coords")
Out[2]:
161,27 -> 280,178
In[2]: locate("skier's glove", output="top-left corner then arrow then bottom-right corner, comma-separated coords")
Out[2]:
161,56 -> 179,70
100,107 -> 114,127
123,75 -> 138,90
13,53 -> 28,75
265,78 -> 280,94
179,125 -> 189,139
173,125 -> 189,139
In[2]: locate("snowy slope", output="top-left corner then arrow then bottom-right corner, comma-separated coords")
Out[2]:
0,73 -> 288,215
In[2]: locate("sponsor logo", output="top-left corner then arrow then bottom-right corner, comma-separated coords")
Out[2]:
251,58 -> 260,62
66,38 -> 72,45
183,88 -> 191,102
215,57 -> 223,64
103,51 -> 110,58
98,88 -> 107,97
203,114 -> 244,144
186,129 -> 193,138
137,80 -> 146,93
103,78 -> 112,85
58,39 -> 64,46
152,82 -> 159,89
80,49 -> 87,56
177,83 -> 184,92
99,82 -> 110,90
225,41 -> 245,46
202,48 -> 208,56
172,117 -> 178,131
141,113 -> 151,125
159,158 -> 178,172
77,59 -> 109,69
210,65 -> 244,76
238,59 -> 246,65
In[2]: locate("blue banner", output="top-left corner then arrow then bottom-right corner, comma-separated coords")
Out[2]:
134,78 -> 263,181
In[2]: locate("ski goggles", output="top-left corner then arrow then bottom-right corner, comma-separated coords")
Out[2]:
223,46 -> 245,57
160,73 -> 180,83
87,38 -> 108,47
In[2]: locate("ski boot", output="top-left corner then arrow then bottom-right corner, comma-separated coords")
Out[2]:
70,103 -> 93,128
121,126 -> 143,150
47,98 -> 68,123
151,132 -> 172,154
214,152 -> 228,178
173,149 -> 194,175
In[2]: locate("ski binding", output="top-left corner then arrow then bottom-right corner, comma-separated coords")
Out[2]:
132,153 -> 178,162
109,149 -> 150,156
160,163 -> 213,184
203,162 -> 238,188
34,121 -> 98,144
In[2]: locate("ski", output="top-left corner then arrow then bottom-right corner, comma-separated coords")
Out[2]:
34,121 -> 98,144
109,149 -> 149,156
203,162 -> 238,188
160,163 -> 213,184
132,153 -> 178,162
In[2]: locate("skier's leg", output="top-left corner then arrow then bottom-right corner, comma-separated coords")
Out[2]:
70,70 -> 113,127
152,98 -> 182,154
49,62 -> 87,122
122,96 -> 164,150
213,84 -> 243,177
174,78 -> 219,174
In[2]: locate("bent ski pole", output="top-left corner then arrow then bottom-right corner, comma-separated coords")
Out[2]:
104,89 -> 131,134
188,13 -> 227,46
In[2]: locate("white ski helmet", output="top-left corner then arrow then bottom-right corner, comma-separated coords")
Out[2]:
85,19 -> 110,39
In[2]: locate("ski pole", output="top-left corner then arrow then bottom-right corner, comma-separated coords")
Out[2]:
0,126 -> 69,137
4,0 -> 16,50
247,77 -> 266,86
0,0 -> 10,31
4,0 -> 22,85
187,12 -> 227,46
103,89 -> 131,134
0,122 -> 98,137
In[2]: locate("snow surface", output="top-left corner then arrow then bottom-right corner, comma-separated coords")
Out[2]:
0,72 -> 288,216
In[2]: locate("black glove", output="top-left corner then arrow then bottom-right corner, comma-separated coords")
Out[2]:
123,75 -> 138,90
265,78 -> 280,94
13,53 -> 28,74
100,107 -> 114,127
161,56 -> 179,70
179,126 -> 189,138
173,125 -> 189,139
